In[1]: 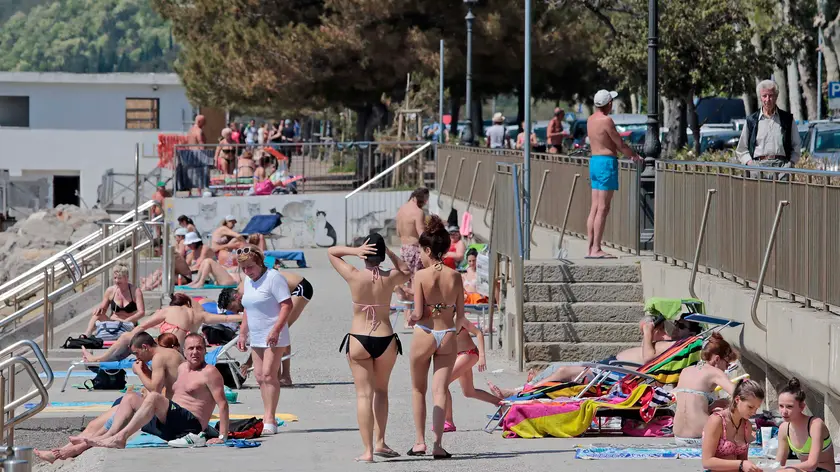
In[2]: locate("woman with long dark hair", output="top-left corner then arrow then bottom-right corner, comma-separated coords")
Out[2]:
407,215 -> 466,459
328,234 -> 411,462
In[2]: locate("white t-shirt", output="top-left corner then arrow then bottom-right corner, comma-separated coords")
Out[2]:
242,269 -> 292,348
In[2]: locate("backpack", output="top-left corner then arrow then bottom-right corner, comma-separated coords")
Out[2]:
202,324 -> 236,346
84,369 -> 127,390
62,335 -> 104,349
215,417 -> 263,439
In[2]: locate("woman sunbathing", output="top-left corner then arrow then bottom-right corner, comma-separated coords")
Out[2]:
81,293 -> 241,362
186,258 -> 241,289
488,316 -> 696,398
672,333 -> 738,445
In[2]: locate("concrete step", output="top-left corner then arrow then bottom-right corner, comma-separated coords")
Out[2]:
525,341 -> 638,363
524,260 -> 640,284
524,322 -> 640,343
523,282 -> 643,303
524,302 -> 644,323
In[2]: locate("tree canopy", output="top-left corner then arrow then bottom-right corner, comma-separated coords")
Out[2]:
0,0 -> 176,73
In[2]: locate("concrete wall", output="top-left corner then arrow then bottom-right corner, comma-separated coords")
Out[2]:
2,130 -> 162,208
641,259 -> 840,438
167,191 -> 414,249
0,81 -> 192,131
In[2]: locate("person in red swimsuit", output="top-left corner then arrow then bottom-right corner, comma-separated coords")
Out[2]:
701,379 -> 765,472
441,226 -> 466,270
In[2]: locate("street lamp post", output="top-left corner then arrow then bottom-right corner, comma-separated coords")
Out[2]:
642,0 -> 660,177
461,0 -> 477,146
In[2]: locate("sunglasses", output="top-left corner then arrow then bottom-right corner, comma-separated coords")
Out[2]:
234,247 -> 260,257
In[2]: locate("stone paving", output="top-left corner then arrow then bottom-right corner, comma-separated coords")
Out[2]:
29,249 -> 704,472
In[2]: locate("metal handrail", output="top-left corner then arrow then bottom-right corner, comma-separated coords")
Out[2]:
0,340 -> 53,390
1,357 -> 49,427
751,200 -> 790,332
688,189 -> 716,299
0,234 -> 157,332
0,199 -> 160,295
0,215 -> 162,305
344,142 -> 433,199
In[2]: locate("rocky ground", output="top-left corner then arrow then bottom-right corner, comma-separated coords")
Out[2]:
0,205 -> 110,285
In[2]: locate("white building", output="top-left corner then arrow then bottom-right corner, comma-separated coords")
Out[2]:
0,72 -> 196,217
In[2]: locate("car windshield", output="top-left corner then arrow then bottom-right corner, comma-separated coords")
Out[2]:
815,129 -> 840,152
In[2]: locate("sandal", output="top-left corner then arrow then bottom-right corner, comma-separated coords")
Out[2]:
406,447 -> 426,456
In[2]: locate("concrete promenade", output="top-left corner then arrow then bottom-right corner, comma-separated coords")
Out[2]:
29,249 -> 702,472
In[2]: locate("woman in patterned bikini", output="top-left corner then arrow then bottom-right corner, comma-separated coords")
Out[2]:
701,379 -> 765,472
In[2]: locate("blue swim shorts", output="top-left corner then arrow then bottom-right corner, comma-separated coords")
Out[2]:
589,155 -> 619,191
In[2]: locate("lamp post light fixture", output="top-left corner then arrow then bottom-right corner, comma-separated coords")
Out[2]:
461,0 -> 478,146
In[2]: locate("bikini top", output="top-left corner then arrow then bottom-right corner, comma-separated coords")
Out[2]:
714,412 -> 750,457
787,417 -> 833,457
425,303 -> 456,316
353,267 -> 390,331
111,285 -> 137,313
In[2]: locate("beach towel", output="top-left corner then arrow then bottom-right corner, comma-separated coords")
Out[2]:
264,250 -> 307,268
460,211 -> 473,237
574,443 -> 763,460
175,284 -> 238,290
126,433 -> 169,448
502,385 -> 650,439
644,298 -> 705,320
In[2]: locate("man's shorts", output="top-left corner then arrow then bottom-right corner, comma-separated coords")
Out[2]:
142,400 -> 204,441
589,155 -> 619,191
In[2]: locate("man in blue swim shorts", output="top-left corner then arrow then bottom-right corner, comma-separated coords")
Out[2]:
585,89 -> 643,259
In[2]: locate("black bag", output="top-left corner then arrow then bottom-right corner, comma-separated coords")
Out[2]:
202,324 -> 236,346
85,369 -> 126,390
62,335 -> 104,349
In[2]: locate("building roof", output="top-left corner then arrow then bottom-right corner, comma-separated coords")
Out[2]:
0,72 -> 181,86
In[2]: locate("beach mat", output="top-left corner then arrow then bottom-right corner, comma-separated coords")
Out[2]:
40,371 -> 139,379
175,284 -> 237,290
127,433 -> 169,448
25,402 -> 298,421
575,444 -> 763,460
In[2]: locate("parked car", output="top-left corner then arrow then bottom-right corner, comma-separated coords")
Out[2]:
801,121 -> 840,171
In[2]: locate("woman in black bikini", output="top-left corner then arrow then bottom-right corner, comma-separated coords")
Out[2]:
84,263 -> 145,336
327,234 -> 411,463
407,215 -> 467,459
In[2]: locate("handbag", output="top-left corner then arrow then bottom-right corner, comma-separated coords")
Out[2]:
84,369 -> 127,390
62,335 -> 104,349
94,321 -> 134,341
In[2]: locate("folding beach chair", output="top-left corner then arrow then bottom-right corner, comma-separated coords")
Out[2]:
483,314 -> 741,433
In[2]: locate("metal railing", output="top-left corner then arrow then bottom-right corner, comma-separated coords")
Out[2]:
0,340 -> 52,462
437,145 -> 642,254
655,160 -> 840,314
0,220 -> 162,353
172,141 -> 433,195
0,199 -> 161,299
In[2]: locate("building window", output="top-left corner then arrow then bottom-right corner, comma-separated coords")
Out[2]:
125,98 -> 160,129
0,96 -> 29,127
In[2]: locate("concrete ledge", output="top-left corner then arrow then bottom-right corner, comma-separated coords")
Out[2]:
524,282 -> 643,303
525,341 -> 637,363
525,261 -> 641,283
524,321 -> 640,343
524,302 -> 645,323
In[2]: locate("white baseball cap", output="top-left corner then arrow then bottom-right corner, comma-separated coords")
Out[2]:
184,232 -> 202,245
594,90 -> 618,108
174,228 -> 187,237
224,215 -> 237,222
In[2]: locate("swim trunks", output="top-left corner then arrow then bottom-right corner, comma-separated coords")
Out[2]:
589,155 -> 619,191
142,400 -> 204,441
400,244 -> 423,286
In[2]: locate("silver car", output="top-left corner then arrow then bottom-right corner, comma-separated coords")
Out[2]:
802,122 -> 840,171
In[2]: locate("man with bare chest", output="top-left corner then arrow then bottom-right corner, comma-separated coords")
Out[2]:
82,334 -> 230,448
585,90 -> 642,259
129,332 -> 184,398
395,188 -> 429,299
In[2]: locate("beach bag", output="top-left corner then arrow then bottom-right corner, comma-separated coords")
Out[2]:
62,335 -> 104,349
85,369 -> 127,391
94,321 -> 134,341
253,179 -> 275,196
202,324 -> 236,346
215,417 -> 263,439
621,416 -> 673,437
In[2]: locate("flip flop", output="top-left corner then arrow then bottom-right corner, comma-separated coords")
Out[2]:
584,255 -> 617,259
354,458 -> 374,463
374,449 -> 400,458
433,450 -> 452,460
406,448 -> 426,456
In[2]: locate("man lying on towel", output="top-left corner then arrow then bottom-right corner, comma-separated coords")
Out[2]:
35,332 -> 191,463
488,316 -> 699,398
81,334 -> 229,449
